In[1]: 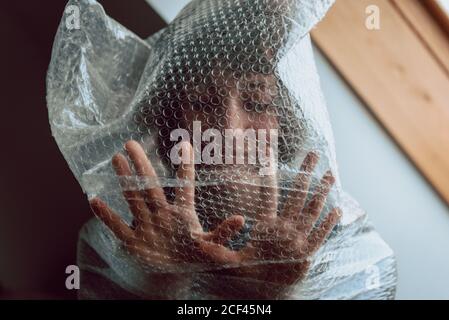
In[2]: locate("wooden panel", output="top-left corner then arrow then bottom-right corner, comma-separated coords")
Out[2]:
392,0 -> 449,75
311,0 -> 449,205
424,0 -> 449,35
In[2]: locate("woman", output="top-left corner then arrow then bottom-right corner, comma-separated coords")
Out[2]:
47,0 -> 397,299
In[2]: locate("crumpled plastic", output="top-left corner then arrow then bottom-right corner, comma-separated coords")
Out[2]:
47,0 -> 397,299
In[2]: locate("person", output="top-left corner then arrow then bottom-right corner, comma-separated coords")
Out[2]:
48,0 -> 397,299
87,44 -> 342,297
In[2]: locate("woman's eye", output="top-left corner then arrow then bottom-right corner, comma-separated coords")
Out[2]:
248,82 -> 258,91
247,81 -> 268,93
243,101 -> 271,113
243,101 -> 256,112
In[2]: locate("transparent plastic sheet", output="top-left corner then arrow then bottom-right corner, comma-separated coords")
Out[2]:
47,0 -> 397,299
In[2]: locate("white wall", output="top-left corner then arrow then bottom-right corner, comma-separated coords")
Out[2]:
146,0 -> 449,299
314,49 -> 449,299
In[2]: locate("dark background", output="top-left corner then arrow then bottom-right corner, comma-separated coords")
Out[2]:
0,0 -> 166,299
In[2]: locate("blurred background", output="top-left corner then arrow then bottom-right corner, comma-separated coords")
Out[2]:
1,0 -> 449,299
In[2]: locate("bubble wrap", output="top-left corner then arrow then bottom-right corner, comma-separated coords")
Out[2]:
47,0 -> 397,299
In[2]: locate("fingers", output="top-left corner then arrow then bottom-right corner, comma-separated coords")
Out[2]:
171,142 -> 205,233
258,147 -> 278,221
112,153 -> 151,223
124,140 -> 167,207
202,215 -> 245,245
282,152 -> 319,220
174,142 -> 195,211
90,198 -> 134,242
197,240 -> 242,264
298,171 -> 335,235
305,207 -> 341,255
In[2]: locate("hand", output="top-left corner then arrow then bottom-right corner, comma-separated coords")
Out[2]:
197,152 -> 341,298
90,140 -> 245,269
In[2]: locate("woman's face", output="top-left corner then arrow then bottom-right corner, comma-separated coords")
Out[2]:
175,70 -> 281,229
183,71 -> 280,166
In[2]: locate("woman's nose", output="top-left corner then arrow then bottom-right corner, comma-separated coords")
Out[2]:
226,94 -> 276,132
226,94 -> 251,130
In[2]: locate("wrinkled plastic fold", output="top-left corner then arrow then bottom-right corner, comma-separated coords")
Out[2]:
47,0 -> 397,299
